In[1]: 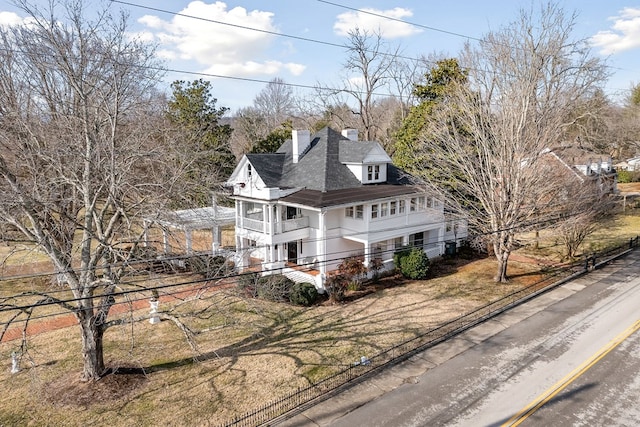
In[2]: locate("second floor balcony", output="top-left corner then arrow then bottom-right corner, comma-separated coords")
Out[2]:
240,215 -> 310,235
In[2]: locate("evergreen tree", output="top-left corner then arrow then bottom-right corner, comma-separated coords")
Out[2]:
393,58 -> 468,179
167,79 -> 235,206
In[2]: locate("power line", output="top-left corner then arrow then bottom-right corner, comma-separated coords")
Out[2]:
315,0 -> 484,43
0,205 -> 591,311
0,195 -> 592,287
0,227 -> 621,329
108,0 -> 427,65
105,0 -> 637,94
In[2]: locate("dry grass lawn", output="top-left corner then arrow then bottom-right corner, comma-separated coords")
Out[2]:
1,212 -> 638,426
0,255 -> 543,426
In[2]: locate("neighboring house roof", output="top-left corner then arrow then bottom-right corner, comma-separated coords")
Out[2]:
545,145 -> 614,179
549,146 -> 611,168
241,127 -> 420,206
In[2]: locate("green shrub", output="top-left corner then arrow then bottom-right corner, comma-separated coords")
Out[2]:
394,247 -> 430,279
618,170 -> 633,183
618,170 -> 640,183
289,282 -> 319,306
393,246 -> 411,272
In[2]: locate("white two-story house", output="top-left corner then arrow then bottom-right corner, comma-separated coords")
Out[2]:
225,127 -> 466,291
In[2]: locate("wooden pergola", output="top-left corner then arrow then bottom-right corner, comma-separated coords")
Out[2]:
144,206 -> 236,255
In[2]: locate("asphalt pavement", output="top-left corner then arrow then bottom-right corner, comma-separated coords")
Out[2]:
278,249 -> 640,426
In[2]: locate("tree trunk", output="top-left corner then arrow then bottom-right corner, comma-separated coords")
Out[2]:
493,239 -> 510,283
494,252 -> 509,283
77,311 -> 106,381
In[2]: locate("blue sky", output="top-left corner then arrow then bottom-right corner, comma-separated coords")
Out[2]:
2,1 -> 640,112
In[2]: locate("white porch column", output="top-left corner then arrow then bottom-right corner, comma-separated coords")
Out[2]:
162,227 -> 170,254
268,204 -> 275,235
237,200 -> 243,229
211,223 -> 220,254
318,211 -> 327,279
363,242 -> 371,268
185,229 -> 193,254
262,204 -> 269,234
236,234 -> 245,270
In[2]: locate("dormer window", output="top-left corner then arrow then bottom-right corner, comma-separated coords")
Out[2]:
367,164 -> 380,181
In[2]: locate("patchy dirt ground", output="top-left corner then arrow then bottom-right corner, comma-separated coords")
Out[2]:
45,367 -> 147,408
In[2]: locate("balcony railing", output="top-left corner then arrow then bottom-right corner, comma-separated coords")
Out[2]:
242,217 -> 265,232
277,216 -> 309,233
240,216 -> 310,234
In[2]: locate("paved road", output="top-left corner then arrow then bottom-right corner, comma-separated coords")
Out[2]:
281,250 -> 640,427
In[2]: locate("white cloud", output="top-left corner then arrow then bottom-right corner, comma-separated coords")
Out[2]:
0,11 -> 26,27
333,7 -> 422,38
138,1 -> 305,78
590,7 -> 640,54
203,60 -> 305,78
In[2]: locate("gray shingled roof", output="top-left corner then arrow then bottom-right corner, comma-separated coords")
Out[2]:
550,146 -> 610,166
245,153 -> 285,188
281,184 -> 418,208
246,127 -> 419,204
338,139 -> 381,163
279,127 -> 362,191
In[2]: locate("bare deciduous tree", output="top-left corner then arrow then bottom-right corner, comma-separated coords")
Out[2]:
0,1 -> 182,380
418,4 -> 608,282
318,28 -> 401,142
253,77 -> 296,131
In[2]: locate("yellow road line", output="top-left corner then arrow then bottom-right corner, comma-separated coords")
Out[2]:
502,318 -> 640,427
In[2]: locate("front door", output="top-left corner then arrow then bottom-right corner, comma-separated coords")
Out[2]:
287,241 -> 298,264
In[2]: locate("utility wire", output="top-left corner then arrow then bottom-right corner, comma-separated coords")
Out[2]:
0,203 -> 564,286
315,0 -> 484,43
108,0 -> 639,86
0,208 -> 591,314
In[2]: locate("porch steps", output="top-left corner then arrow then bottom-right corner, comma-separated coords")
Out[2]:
284,269 -> 315,284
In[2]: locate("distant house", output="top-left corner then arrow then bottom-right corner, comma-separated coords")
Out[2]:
544,146 -> 617,195
225,127 -> 467,291
615,156 -> 640,172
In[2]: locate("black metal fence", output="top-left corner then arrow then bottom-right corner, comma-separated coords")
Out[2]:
220,237 -> 640,427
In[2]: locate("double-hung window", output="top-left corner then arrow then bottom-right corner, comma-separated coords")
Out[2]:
355,205 -> 364,219
345,206 -> 354,218
367,164 -> 380,181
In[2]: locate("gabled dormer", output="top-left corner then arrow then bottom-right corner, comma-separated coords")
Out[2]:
338,129 -> 392,184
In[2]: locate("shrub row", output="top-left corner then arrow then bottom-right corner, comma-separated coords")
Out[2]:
237,273 -> 319,306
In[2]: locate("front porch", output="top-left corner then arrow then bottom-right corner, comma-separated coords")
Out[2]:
244,256 -> 322,289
